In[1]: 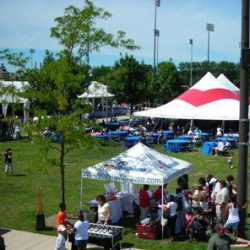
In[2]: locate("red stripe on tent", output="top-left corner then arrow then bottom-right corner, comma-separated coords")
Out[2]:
176,89 -> 239,107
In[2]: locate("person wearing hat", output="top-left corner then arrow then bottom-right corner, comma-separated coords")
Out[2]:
210,178 -> 221,202
72,211 -> 90,250
55,224 -> 67,250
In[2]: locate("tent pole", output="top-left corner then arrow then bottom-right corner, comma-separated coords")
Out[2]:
80,177 -> 83,210
221,120 -> 225,132
161,182 -> 164,240
153,118 -> 160,132
129,115 -> 133,127
92,98 -> 94,115
190,119 -> 194,130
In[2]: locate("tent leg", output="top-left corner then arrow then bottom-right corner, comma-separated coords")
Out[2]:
190,119 -> 194,129
162,184 -> 164,240
80,178 -> 83,210
221,120 -> 225,132
153,118 -> 160,132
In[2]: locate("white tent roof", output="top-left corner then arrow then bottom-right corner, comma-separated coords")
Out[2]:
82,143 -> 192,185
0,81 -> 29,103
217,74 -> 240,93
78,81 -> 114,99
134,72 -> 247,120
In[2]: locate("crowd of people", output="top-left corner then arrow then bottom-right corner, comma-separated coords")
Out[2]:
55,202 -> 90,250
55,194 -> 113,250
137,173 -> 249,247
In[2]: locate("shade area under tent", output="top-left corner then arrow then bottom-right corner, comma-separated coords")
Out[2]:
0,81 -> 30,121
78,81 -> 115,119
81,143 -> 192,239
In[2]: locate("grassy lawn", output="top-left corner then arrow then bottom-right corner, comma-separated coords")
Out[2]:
0,140 -> 249,250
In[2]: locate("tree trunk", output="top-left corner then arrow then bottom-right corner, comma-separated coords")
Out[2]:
60,137 -> 65,203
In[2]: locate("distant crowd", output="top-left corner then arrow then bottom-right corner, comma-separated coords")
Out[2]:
138,173 -> 248,246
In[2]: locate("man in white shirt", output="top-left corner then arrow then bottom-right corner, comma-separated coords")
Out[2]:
215,180 -> 229,221
216,126 -> 223,137
213,140 -> 225,155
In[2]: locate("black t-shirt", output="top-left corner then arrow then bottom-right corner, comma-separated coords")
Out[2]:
5,151 -> 12,163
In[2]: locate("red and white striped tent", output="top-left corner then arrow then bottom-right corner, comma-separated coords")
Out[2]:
134,72 -> 249,121
217,73 -> 240,95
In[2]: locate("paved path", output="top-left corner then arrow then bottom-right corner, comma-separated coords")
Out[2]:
1,228 -> 141,250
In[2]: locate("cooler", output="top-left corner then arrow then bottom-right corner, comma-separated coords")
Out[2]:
136,223 -> 161,240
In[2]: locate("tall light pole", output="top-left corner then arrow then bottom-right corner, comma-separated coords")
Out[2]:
189,39 -> 193,86
238,0 -> 249,238
153,0 -> 160,74
29,48 -> 35,69
155,29 -> 160,74
206,23 -> 214,62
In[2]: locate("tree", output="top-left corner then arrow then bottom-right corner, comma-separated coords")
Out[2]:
0,1 -> 138,204
25,1 -> 138,203
150,61 -> 180,104
107,54 -> 152,116
90,65 -> 112,83
50,1 -> 139,74
178,61 -> 240,86
217,61 -> 240,86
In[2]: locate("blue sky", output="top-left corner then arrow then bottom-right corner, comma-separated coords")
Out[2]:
0,0 -> 241,72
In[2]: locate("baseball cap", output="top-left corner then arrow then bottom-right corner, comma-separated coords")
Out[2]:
209,178 -> 217,184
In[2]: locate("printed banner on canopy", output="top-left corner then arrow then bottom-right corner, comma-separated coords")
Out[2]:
82,143 -> 192,185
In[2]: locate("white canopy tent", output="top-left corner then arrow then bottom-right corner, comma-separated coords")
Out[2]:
81,143 -> 192,237
134,72 -> 249,121
78,81 -> 114,99
217,74 -> 240,94
78,81 -> 114,119
0,81 -> 30,121
82,143 -> 192,185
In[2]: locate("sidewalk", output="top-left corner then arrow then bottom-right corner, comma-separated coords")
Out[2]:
1,228 -> 141,250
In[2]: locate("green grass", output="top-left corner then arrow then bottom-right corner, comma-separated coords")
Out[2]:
0,140 -> 249,250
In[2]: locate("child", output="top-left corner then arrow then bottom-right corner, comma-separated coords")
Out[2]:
224,195 -> 248,237
227,154 -> 233,169
4,148 -> 13,176
203,196 -> 215,224
185,208 -> 193,227
55,224 -> 67,250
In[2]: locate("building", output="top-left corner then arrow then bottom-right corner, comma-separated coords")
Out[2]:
0,63 -> 10,80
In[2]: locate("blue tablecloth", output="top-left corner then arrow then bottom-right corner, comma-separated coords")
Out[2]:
94,134 -> 109,140
108,130 -> 128,140
163,130 -> 175,140
108,130 -> 128,136
165,139 -> 189,152
152,133 -> 161,140
200,132 -> 209,137
145,133 -> 161,144
178,135 -> 194,141
202,141 -> 217,154
124,136 -> 145,148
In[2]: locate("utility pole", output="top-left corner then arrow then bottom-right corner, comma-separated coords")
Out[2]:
238,0 -> 249,238
153,0 -> 160,75
190,39 -> 193,86
29,48 -> 35,69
